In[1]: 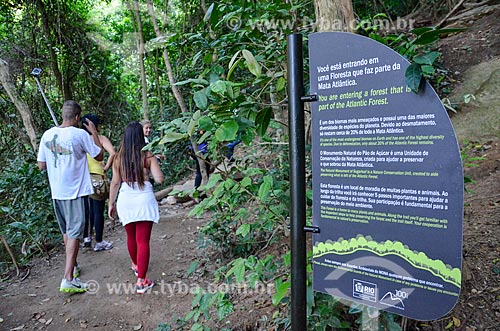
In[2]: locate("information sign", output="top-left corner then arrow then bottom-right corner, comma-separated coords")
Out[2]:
310,32 -> 463,320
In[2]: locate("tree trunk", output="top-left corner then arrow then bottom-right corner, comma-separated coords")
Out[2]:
34,0 -> 70,100
146,0 -> 208,185
154,50 -> 164,118
146,0 -> 188,114
131,0 -> 149,119
0,58 -> 39,151
315,0 -> 356,32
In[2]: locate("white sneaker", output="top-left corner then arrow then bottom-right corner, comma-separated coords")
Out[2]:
83,237 -> 91,248
60,278 -> 88,293
93,240 -> 113,251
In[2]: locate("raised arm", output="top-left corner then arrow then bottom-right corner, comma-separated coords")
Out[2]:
83,118 -> 104,161
99,134 -> 116,171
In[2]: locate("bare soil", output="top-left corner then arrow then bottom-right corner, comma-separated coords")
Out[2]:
0,201 -> 206,331
1,7 -> 500,331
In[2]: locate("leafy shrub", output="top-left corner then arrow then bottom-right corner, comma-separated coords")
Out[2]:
0,156 -> 59,271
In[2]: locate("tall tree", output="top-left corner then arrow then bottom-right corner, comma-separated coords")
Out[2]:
146,0 -> 209,185
315,0 -> 355,32
0,58 -> 38,151
130,0 -> 149,119
146,0 -> 188,114
33,0 -> 69,99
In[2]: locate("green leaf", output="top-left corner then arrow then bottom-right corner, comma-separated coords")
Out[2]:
185,309 -> 196,321
283,252 -> 291,267
405,63 -> 423,93
198,116 -> 213,131
415,32 -> 440,45
258,181 -> 272,201
348,302 -> 364,314
186,261 -> 198,277
411,27 -> 434,36
1,206 -> 12,213
236,223 -> 251,237
203,3 -> 214,22
240,177 -> 252,187
159,132 -> 187,144
275,77 -> 286,92
191,323 -> 204,331
8,221 -> 28,231
187,110 -> 201,136
235,208 -> 248,221
228,50 -> 241,70
175,78 -> 209,86
226,258 -> 245,283
421,64 -> 435,75
217,298 -> 234,320
242,49 -> 261,77
204,173 -> 223,190
272,281 -> 290,305
413,28 -> 464,46
210,80 -> 227,95
255,108 -> 273,137
241,130 -> 254,145
214,120 -> 238,142
199,292 -> 212,311
193,90 -> 208,110
227,51 -> 241,80
243,167 -> 263,177
413,51 -> 440,65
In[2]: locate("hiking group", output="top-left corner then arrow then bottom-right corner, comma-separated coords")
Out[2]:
37,100 -> 164,294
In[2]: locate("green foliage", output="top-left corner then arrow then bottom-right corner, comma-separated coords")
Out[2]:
460,141 -> 487,192
354,0 -> 420,18
0,157 -> 58,271
190,164 -> 288,256
307,292 -> 352,330
159,288 -> 234,331
1,1 -> 474,330
363,23 -> 464,94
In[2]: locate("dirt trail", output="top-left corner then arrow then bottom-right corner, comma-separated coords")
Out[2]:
0,195 -> 205,331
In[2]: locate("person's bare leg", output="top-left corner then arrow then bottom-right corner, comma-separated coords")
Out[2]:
63,237 -> 79,281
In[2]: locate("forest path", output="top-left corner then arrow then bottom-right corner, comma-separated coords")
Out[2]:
0,181 -> 204,331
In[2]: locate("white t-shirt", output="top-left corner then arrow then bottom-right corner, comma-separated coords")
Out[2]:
37,126 -> 101,200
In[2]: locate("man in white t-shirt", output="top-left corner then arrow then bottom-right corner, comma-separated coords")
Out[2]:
37,100 -> 103,293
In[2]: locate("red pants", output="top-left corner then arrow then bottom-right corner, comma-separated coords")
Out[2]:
124,221 -> 153,279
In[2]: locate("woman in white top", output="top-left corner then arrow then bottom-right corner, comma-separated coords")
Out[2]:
108,121 -> 164,294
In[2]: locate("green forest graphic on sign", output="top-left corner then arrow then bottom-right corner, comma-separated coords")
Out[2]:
313,235 -> 461,288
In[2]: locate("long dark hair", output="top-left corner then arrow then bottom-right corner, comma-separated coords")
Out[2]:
117,121 -> 147,189
81,114 -> 100,134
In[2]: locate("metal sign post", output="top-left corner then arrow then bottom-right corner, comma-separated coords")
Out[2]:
287,33 -> 307,331
287,33 -> 319,331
